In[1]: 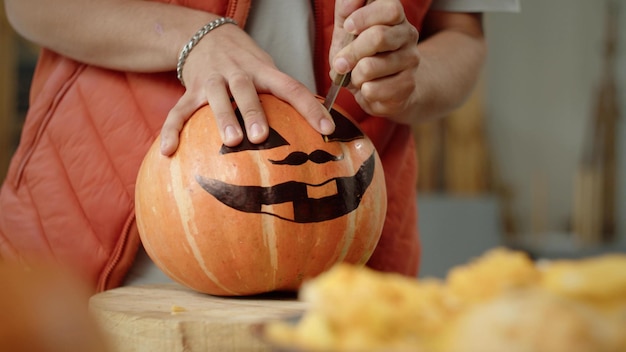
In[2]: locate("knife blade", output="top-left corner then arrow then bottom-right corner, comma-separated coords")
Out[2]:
323,0 -> 375,112
323,67 -> 353,112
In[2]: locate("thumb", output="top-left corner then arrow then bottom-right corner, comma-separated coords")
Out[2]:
160,92 -> 205,156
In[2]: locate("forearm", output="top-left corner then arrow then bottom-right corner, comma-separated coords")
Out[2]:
403,11 -> 486,124
4,0 -> 220,72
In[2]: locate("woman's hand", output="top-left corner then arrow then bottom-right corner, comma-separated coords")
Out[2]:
5,0 -> 336,156
330,0 -> 486,125
160,23 -> 335,156
330,0 -> 421,121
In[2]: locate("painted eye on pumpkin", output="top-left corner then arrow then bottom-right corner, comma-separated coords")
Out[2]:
220,107 -> 290,155
324,109 -> 365,143
219,105 -> 365,155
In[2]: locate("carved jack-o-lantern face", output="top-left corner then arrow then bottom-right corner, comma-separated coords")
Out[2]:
195,104 -> 375,223
135,94 -> 387,296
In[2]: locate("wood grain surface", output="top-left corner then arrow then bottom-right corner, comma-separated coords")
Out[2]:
89,284 -> 307,352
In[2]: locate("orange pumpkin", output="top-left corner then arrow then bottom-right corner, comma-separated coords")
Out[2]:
135,94 -> 387,296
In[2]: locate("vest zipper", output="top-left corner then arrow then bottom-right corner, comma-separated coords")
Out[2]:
97,211 -> 135,292
312,0 -> 327,96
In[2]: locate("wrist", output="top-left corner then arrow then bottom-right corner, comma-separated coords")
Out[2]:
176,17 -> 238,87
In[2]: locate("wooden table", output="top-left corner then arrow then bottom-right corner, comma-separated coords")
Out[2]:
89,284 -> 307,352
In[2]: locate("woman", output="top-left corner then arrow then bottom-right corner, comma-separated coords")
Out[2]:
1,0 -> 488,291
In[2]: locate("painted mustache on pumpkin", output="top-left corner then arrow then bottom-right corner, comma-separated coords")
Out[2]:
268,150 -> 344,165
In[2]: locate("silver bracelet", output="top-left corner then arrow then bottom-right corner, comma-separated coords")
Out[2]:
176,17 -> 238,87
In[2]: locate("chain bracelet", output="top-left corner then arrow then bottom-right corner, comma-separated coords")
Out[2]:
176,17 -> 238,87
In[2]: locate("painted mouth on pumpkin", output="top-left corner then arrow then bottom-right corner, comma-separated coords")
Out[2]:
306,179 -> 338,199
195,152 -> 376,223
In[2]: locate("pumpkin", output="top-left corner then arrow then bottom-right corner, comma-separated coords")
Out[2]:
135,94 -> 387,296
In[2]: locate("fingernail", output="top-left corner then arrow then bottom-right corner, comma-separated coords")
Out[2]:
320,118 -> 335,135
334,57 -> 350,74
249,123 -> 265,141
160,137 -> 170,154
344,18 -> 356,34
224,125 -> 239,143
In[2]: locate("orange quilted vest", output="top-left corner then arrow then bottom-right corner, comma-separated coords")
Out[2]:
0,0 -> 431,292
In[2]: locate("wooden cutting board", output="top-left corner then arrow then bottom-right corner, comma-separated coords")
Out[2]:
89,283 -> 307,352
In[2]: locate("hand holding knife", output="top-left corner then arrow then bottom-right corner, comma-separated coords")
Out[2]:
323,0 -> 376,112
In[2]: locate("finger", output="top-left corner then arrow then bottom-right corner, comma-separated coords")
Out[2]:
264,72 -> 335,136
160,92 -> 205,156
356,69 -> 416,116
205,74 -> 244,147
367,21 -> 418,53
350,46 -> 420,86
334,0 -> 365,29
330,0 -> 376,75
289,93 -> 336,137
228,71 -> 268,144
335,22 -> 418,75
344,0 -> 406,33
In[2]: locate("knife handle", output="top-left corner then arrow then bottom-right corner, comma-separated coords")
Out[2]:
333,71 -> 352,88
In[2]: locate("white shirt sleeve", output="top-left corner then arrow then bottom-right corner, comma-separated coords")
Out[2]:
430,0 -> 521,12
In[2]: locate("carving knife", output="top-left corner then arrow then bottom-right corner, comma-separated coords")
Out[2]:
322,0 -> 375,112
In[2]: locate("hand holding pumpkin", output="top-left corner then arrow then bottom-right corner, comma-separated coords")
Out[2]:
160,20 -> 336,156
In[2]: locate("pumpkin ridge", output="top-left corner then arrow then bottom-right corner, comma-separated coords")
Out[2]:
171,152 -> 236,295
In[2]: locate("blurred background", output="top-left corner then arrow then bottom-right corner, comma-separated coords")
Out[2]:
1,0 -> 625,278
414,0 -> 626,277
